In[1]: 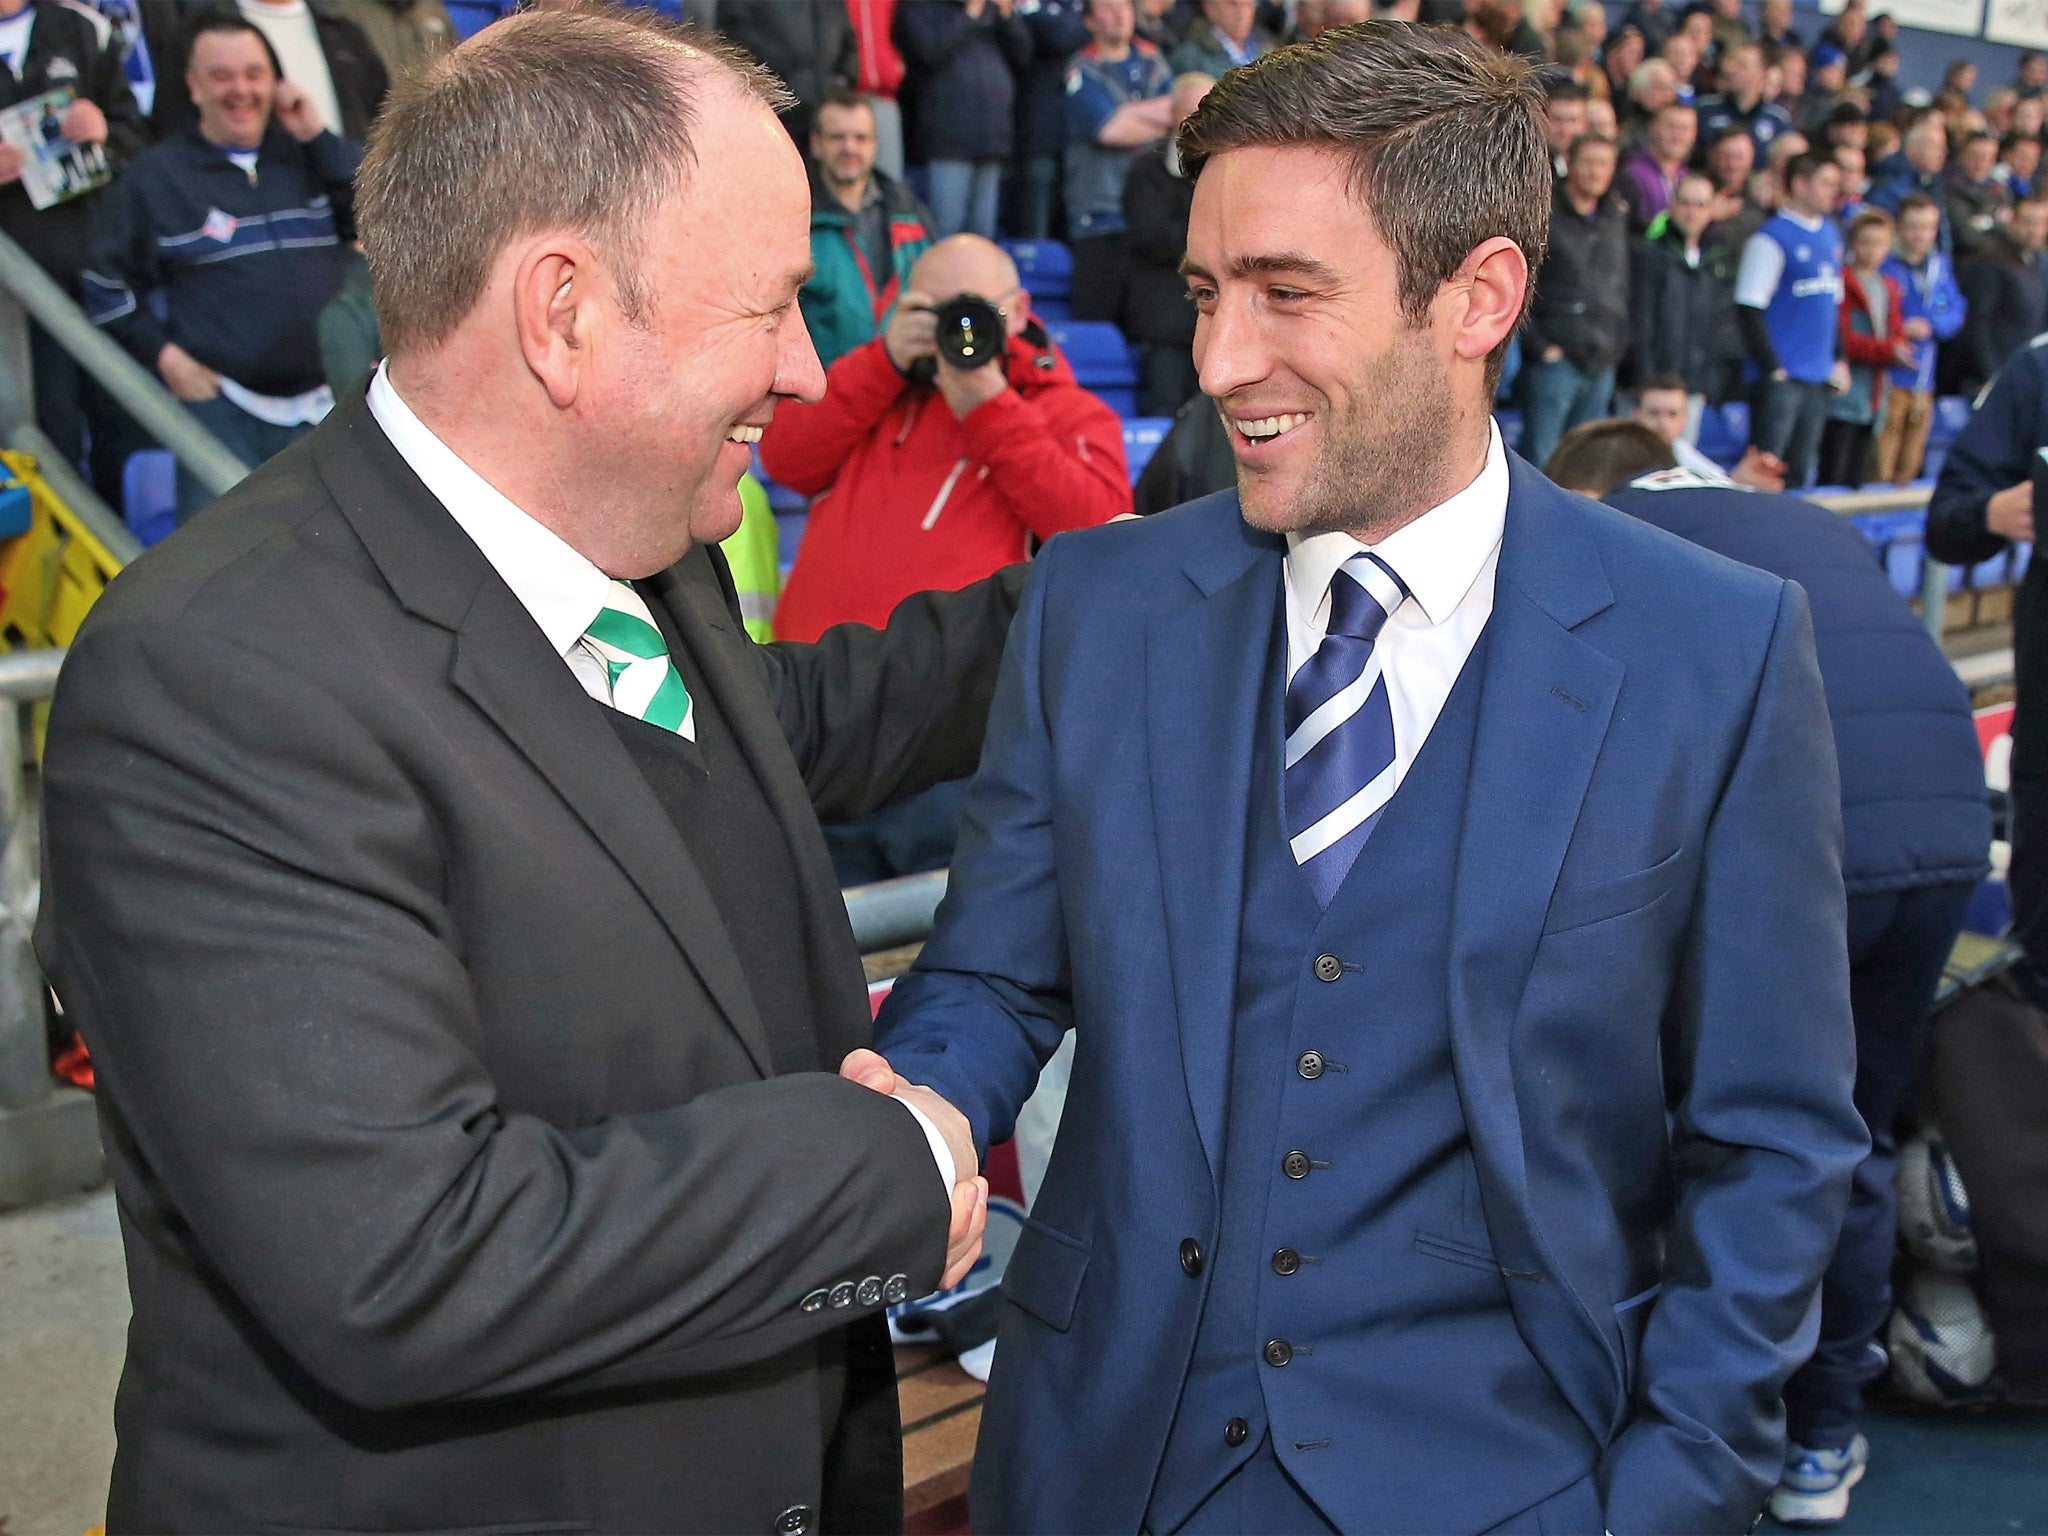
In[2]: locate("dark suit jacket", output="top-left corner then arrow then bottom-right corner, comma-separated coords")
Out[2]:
36,393 -> 1024,1534
876,463 -> 1868,1534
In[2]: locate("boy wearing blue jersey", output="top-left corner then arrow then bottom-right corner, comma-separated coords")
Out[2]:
1736,150 -> 1850,486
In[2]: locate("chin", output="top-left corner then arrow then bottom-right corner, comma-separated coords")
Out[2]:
687,487 -> 748,552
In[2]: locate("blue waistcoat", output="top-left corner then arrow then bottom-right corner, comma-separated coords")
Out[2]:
1760,213 -> 1845,386
1144,618 -> 1596,1535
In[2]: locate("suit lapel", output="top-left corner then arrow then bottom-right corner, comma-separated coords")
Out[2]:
1147,497 -> 1285,1181
310,396 -> 778,1079
1448,460 -> 1625,1435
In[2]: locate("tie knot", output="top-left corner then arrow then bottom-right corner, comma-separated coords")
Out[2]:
584,581 -> 669,661
1326,552 -> 1407,644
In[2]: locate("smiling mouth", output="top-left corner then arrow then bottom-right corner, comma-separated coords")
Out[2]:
725,425 -> 763,445
1232,411 -> 1312,446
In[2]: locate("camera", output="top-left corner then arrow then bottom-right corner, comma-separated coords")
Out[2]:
911,292 -> 1008,383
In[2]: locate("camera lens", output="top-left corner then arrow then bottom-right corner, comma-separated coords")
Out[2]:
931,293 -> 1007,371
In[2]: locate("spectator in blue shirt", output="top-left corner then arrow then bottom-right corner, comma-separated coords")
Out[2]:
1696,40 -> 1795,160
1867,115 -> 1952,253
1062,0 -> 1173,321
1734,150 -> 1849,487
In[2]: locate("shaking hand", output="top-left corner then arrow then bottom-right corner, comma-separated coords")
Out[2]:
841,1048 -> 988,1288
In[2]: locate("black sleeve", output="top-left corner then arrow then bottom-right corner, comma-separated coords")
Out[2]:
1123,155 -> 1187,266
1928,353 -> 2042,565
1738,304 -> 1781,376
754,561 -> 1031,822
83,13 -> 147,166
35,618 -> 950,1413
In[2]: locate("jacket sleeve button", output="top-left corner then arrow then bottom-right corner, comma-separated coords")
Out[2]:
1313,953 -> 1343,983
799,1288 -> 830,1314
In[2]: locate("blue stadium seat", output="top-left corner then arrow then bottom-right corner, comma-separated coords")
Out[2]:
2016,542 -> 2033,582
122,449 -> 177,547
444,1 -> 506,39
1493,409 -> 1522,454
1929,395 -> 1972,451
1032,296 -> 1072,324
1003,240 -> 1073,302
1694,404 -> 1742,466
1046,320 -> 1138,416
1122,416 -> 1171,483
776,511 -> 806,574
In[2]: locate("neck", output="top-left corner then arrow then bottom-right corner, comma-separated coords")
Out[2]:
1567,186 -> 1601,214
203,124 -> 267,151
1095,36 -> 1132,59
830,173 -> 870,212
1345,406 -> 1491,544
387,353 -> 589,560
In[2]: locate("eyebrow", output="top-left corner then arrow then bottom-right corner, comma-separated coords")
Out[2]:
1178,252 -> 1342,283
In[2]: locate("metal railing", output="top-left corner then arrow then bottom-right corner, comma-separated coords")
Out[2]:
0,228 -> 249,499
0,648 -> 100,1208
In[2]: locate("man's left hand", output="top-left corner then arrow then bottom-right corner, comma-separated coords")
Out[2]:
936,358 -> 1009,420
274,80 -> 325,142
1826,359 -> 1852,394
60,99 -> 108,146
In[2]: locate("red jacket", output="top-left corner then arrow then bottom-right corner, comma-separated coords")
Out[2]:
845,0 -> 904,97
1838,267 -> 1909,413
764,328 -> 1130,641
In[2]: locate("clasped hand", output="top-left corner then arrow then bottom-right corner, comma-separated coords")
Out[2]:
840,1048 -> 988,1290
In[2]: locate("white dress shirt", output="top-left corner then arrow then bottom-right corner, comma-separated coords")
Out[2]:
1282,420 -> 1509,800
364,366 -> 959,1196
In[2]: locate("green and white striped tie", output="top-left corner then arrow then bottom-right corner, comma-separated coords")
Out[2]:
581,581 -> 695,740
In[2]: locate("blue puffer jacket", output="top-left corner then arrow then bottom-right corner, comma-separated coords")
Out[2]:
894,0 -> 1032,163
1610,474 -> 1990,894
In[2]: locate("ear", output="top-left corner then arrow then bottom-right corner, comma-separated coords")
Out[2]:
1007,287 -> 1033,336
511,237 -> 597,411
1445,235 -> 1528,371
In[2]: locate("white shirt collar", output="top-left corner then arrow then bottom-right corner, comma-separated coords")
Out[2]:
366,363 -> 611,661
1285,419 -> 1509,630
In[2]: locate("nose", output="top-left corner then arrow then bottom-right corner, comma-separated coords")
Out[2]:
778,305 -> 828,407
1194,289 -> 1271,406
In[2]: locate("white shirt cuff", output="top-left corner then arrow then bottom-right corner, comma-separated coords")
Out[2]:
899,1096 -> 958,1194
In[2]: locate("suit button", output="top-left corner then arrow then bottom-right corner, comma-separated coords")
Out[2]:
1272,1247 -> 1301,1276
1179,1237 -> 1205,1277
883,1273 -> 911,1305
773,1505 -> 814,1535
1282,1149 -> 1311,1180
1224,1416 -> 1250,1447
828,1281 -> 856,1308
799,1288 -> 830,1314
856,1275 -> 883,1307
1313,953 -> 1343,983
1297,1050 -> 1325,1080
1263,1338 -> 1294,1367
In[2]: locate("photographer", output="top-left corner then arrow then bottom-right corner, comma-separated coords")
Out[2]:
761,233 -> 1129,879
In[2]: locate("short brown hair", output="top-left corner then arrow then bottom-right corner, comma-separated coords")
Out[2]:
357,7 -> 789,358
1177,21 -> 1550,344
1847,206 -> 1894,244
1543,419 -> 1676,496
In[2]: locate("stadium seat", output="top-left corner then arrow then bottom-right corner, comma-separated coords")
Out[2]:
444,1 -> 505,39
1003,240 -> 1073,304
1122,416 -> 1171,483
1047,319 -> 1139,416
122,449 -> 177,548
1929,395 -> 1972,451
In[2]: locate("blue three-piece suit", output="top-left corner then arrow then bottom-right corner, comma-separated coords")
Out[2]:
876,457 -> 1869,1535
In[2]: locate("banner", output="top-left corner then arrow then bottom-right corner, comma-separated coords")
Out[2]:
1988,0 -> 2048,49
1818,0 -> 1987,38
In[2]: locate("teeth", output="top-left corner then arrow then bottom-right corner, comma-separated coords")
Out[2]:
726,425 -> 763,444
1234,412 -> 1311,440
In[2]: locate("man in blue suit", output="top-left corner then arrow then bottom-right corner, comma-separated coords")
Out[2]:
850,23 -> 1868,1535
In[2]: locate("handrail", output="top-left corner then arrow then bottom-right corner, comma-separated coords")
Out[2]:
843,869 -> 949,954
0,227 -> 249,497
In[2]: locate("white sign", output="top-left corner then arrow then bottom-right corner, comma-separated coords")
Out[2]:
1988,0 -> 2048,49
1817,0 -> 1986,38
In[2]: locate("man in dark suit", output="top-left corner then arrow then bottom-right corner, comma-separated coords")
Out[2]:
38,11 -> 997,1533
858,23 -> 1868,1534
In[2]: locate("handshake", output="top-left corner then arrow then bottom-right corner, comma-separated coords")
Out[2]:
841,1048 -> 989,1290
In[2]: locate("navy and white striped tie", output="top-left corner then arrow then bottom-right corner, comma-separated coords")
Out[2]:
1285,551 -> 1410,907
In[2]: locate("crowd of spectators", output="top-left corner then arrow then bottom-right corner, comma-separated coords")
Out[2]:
10,0 -> 2048,554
